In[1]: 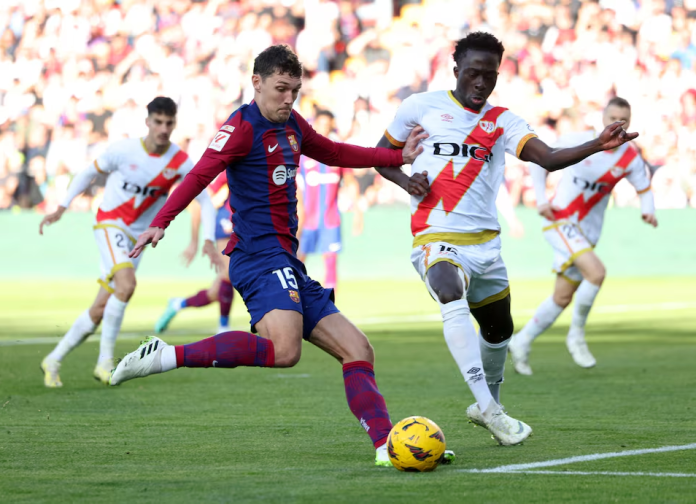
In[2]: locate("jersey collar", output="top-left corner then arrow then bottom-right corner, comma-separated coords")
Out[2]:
447,91 -> 485,114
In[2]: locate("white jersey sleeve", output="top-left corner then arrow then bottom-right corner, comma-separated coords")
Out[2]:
624,153 -> 651,193
624,151 -> 655,215
385,95 -> 421,147
94,142 -> 124,174
500,111 -> 538,159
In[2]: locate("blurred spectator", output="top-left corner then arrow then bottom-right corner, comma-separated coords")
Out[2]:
1,0 -> 695,214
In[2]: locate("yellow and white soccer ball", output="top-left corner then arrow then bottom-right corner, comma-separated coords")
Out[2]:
387,416 -> 446,472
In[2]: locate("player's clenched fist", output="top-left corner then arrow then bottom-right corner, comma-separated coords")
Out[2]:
408,171 -> 430,196
537,203 -> 555,221
401,126 -> 429,165
39,206 -> 66,235
129,226 -> 165,258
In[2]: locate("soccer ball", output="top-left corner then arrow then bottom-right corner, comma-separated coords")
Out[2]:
387,416 -> 446,472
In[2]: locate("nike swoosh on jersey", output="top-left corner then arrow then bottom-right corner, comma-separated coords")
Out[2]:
268,144 -> 279,152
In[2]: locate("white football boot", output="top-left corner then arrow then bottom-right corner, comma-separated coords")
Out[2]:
93,358 -> 115,385
41,357 -> 62,388
508,334 -> 533,376
566,335 -> 596,368
110,336 -> 168,386
375,443 -> 391,467
467,401 -> 532,446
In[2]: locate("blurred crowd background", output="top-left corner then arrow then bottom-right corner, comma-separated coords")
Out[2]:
1,0 -> 696,216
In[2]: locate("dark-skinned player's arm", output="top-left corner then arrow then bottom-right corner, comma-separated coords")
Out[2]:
129,119 -> 252,258
519,121 -> 638,171
374,134 -> 430,197
296,111 -> 427,169
372,95 -> 430,197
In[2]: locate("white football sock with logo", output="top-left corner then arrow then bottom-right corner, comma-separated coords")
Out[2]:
569,280 -> 601,341
479,336 -> 509,404
47,309 -> 97,362
440,299 -> 494,413
99,297 -> 128,363
516,296 -> 565,345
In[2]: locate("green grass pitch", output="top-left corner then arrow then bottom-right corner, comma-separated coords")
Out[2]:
1,277 -> 695,503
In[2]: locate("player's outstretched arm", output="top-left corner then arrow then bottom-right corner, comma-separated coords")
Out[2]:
520,121 -> 639,172
299,113 -> 427,168
39,161 -> 103,235
373,134 -> 430,196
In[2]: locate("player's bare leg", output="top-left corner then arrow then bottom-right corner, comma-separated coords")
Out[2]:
308,313 -> 414,466
509,275 -> 577,375
41,287 -> 110,387
566,251 -> 606,368
428,261 -> 531,445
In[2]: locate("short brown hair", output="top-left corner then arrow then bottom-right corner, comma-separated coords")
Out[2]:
253,44 -> 303,80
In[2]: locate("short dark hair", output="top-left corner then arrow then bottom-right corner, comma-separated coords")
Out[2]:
147,96 -> 177,117
607,97 -> 630,110
453,32 -> 505,66
316,109 -> 335,120
253,44 -> 303,80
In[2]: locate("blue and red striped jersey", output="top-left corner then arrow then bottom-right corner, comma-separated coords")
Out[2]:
150,101 -> 405,256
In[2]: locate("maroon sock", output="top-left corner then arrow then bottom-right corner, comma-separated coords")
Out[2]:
174,331 -> 275,368
183,289 -> 213,308
343,361 -> 393,448
218,280 -> 234,320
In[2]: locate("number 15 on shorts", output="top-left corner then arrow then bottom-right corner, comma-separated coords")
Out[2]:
273,267 -> 298,290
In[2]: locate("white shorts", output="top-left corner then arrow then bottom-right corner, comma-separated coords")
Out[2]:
93,224 -> 143,293
410,236 -> 509,309
542,221 -> 594,286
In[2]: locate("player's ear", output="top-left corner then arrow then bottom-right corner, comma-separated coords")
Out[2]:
453,66 -> 459,78
251,74 -> 261,92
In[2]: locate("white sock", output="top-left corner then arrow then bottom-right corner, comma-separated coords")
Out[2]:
569,281 -> 601,340
517,296 -> 564,345
160,345 -> 177,372
99,297 -> 128,363
479,336 -> 509,404
441,299 -> 494,413
47,309 -> 97,362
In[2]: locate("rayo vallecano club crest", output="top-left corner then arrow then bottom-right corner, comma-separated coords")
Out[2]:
479,120 -> 495,134
288,134 -> 299,152
162,168 -> 177,180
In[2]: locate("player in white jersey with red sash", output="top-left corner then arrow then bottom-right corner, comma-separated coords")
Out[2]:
509,98 -> 657,374
38,97 -> 219,387
376,32 -> 639,446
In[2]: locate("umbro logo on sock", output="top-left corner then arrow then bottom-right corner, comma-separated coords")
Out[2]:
140,340 -> 159,359
467,367 -> 481,374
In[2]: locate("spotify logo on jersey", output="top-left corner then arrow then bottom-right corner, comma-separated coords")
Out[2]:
273,165 -> 287,185
272,165 -> 297,186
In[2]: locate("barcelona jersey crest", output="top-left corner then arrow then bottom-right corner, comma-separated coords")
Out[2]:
288,134 -> 299,152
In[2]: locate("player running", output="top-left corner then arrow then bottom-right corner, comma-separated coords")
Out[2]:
108,45 -> 440,467
508,97 -> 657,374
39,97 -> 218,387
375,32 -> 638,445
154,171 -> 236,334
297,110 -> 355,289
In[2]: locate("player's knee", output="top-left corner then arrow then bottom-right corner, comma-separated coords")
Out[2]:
114,278 -> 136,301
553,291 -> 573,308
591,264 -> 606,285
345,335 -> 374,364
481,316 -> 514,344
274,344 -> 302,368
436,285 -> 464,305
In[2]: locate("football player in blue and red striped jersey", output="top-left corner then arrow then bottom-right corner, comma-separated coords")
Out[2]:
109,45 -> 435,467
